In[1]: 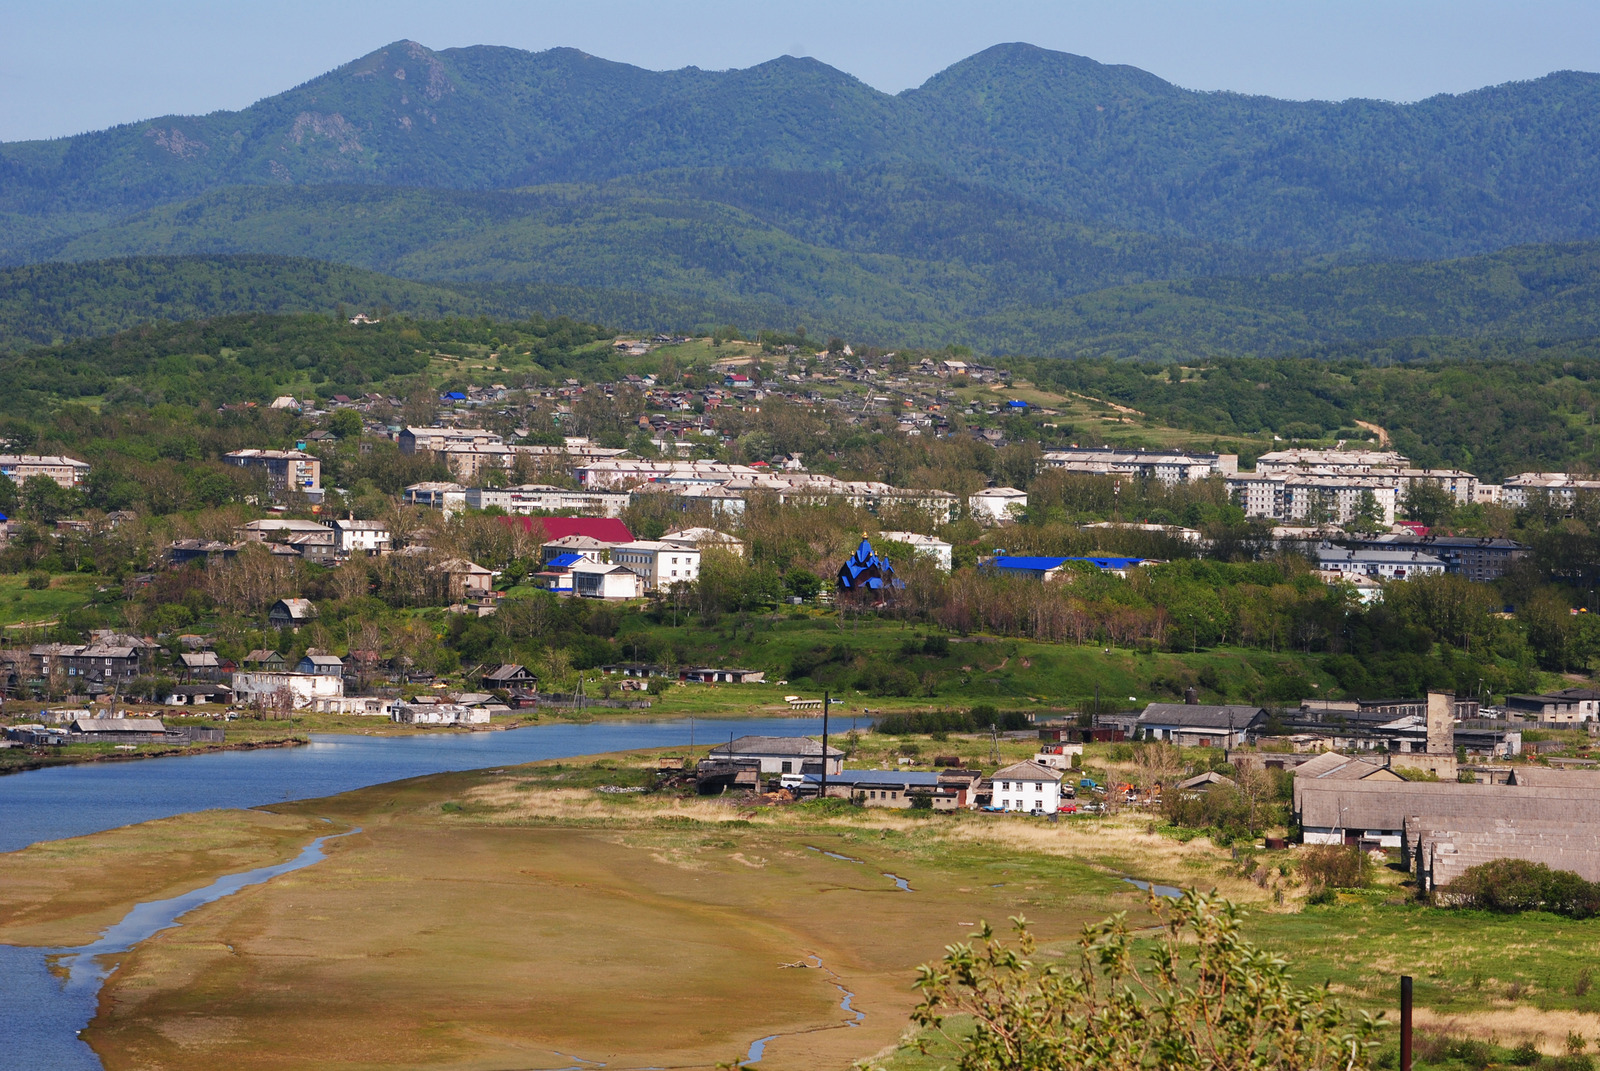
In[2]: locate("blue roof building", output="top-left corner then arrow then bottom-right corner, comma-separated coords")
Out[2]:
986,555 -> 1146,580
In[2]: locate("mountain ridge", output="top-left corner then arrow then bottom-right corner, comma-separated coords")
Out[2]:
5,39 -> 1600,262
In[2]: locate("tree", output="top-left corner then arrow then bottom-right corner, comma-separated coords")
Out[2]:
1401,480 -> 1457,528
1347,490 -> 1385,536
327,408 -> 363,438
910,892 -> 1381,1071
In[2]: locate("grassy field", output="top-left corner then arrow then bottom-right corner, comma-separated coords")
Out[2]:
611,612 -> 1335,711
0,572 -> 98,628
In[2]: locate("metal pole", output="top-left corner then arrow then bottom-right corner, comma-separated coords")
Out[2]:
820,690 -> 830,801
1400,975 -> 1413,1071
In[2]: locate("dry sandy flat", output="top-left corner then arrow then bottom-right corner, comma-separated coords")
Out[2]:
0,808 -> 332,946
65,768 -> 1158,1071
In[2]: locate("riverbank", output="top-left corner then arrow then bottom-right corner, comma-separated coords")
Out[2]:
4,750 -> 1260,1071
0,736 -> 309,776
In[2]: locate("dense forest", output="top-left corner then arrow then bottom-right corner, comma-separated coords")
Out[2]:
5,41 -> 1600,260
12,234 -> 1600,359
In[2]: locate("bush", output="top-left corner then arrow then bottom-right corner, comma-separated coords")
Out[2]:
1444,858 -> 1600,918
1299,845 -> 1373,890
1305,886 -> 1337,906
25,572 -> 49,590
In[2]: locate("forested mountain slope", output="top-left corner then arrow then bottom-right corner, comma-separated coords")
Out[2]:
4,40 -> 1600,261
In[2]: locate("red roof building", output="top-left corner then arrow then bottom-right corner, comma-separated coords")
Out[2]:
502,516 -> 634,543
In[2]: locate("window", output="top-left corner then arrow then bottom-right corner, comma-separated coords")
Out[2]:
781,760 -> 792,773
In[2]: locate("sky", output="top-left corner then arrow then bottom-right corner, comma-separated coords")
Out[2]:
1,0 -> 1598,142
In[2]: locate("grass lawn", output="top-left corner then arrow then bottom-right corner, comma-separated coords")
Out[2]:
0,572 -> 98,628
613,611 -> 1335,711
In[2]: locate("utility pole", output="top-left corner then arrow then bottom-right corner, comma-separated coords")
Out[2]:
820,690 -> 830,802
1400,975 -> 1413,1071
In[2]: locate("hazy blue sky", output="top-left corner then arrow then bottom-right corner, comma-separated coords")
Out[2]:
2,0 -> 1597,142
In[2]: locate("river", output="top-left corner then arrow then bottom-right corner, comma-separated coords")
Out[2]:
0,716 -> 861,852
0,716 -> 860,1070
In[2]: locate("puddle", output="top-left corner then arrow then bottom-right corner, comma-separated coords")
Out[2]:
1123,877 -> 1183,899
806,846 -> 914,892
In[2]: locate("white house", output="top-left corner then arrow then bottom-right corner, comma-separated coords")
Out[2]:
611,540 -> 700,590
877,531 -> 953,572
970,486 -> 1027,523
571,562 -> 645,599
989,761 -> 1064,813
328,518 -> 392,555
231,670 -> 344,709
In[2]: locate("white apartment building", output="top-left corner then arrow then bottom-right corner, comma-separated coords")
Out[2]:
0,454 -> 90,488
1253,449 -> 1409,475
878,531 -> 953,571
403,482 -> 467,511
611,541 -> 701,590
1502,473 -> 1600,509
1315,543 -> 1446,580
222,449 -> 322,499
989,761 -> 1064,814
1227,474 -> 1397,526
660,527 -> 745,556
398,426 -> 503,454
464,484 -> 630,518
969,486 -> 1028,523
440,444 -> 515,482
575,459 -> 762,489
1038,447 -> 1237,485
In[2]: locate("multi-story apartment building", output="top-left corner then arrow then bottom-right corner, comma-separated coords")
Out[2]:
1226,474 -> 1398,526
610,540 -> 701,591
464,484 -> 631,518
223,450 -> 322,500
0,454 -> 90,488
1253,449 -> 1410,475
1501,472 -> 1600,509
397,426 -> 503,455
1038,447 -> 1237,485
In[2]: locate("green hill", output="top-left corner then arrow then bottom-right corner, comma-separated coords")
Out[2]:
5,40 -> 1600,263
14,231 -> 1600,359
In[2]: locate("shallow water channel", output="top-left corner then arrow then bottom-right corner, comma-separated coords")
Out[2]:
1,831 -> 354,1070
0,717 -> 848,1068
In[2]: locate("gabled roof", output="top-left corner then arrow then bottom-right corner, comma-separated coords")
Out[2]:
72,717 -> 165,733
1176,771 -> 1237,790
545,552 -> 585,569
709,735 -> 843,758
1293,751 -> 1399,781
271,598 -> 317,619
1137,704 -> 1266,730
481,663 -> 534,682
992,760 -> 1063,782
504,516 -> 634,543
